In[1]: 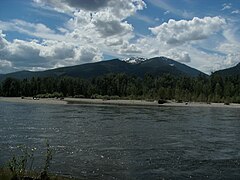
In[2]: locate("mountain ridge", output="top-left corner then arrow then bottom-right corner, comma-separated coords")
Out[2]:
0,57 -> 207,80
213,62 -> 240,77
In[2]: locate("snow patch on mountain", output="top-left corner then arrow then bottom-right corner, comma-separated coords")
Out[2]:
122,57 -> 147,64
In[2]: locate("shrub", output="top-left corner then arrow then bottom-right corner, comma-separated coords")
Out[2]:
6,141 -> 53,180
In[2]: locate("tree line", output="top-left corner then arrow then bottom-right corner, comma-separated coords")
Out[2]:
0,73 -> 240,103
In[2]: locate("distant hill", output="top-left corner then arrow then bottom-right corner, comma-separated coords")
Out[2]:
0,57 -> 207,80
213,63 -> 240,77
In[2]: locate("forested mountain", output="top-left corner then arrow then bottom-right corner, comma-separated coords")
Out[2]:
0,57 -> 206,81
1,57 -> 240,103
214,63 -> 240,77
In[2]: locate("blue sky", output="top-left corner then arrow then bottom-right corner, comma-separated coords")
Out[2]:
0,0 -> 240,74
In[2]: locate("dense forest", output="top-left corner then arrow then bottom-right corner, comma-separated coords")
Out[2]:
0,73 -> 240,103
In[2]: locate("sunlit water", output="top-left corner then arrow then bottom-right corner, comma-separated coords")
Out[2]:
0,101 -> 240,179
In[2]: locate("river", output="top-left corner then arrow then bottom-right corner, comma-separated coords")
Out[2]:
0,101 -> 240,179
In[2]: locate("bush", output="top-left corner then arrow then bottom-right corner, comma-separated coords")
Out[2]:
5,141 -> 53,180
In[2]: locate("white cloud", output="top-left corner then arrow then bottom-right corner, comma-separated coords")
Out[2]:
222,3 -> 232,10
34,0 -> 146,19
75,46 -> 103,63
120,15 -> 238,74
0,19 -> 66,41
119,42 -> 142,54
61,0 -> 109,11
216,26 -> 240,69
0,0 -> 147,74
93,19 -> 133,37
39,40 -> 76,60
223,53 -> 240,67
0,32 -> 103,72
164,11 -> 170,15
149,16 -> 226,45
0,60 -> 14,74
167,51 -> 191,63
1,0 -> 240,75
0,30 -> 8,50
105,38 -> 123,46
0,60 -> 12,68
232,10 -> 240,14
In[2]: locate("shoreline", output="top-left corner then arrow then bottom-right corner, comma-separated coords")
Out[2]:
0,97 -> 68,105
1,97 -> 240,108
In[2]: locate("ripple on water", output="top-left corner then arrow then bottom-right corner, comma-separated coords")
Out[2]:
0,102 -> 240,179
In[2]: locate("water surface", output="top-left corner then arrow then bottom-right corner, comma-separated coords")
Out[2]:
0,101 -> 240,179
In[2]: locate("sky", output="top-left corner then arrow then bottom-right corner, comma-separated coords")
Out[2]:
0,0 -> 240,74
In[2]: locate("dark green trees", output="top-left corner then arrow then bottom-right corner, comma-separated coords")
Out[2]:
0,73 -> 240,103
2,78 -> 20,97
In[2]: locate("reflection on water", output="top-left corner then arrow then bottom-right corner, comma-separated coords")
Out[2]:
0,101 -> 240,179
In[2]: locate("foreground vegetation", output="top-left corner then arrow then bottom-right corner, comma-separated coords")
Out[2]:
0,73 -> 240,103
0,142 -> 75,180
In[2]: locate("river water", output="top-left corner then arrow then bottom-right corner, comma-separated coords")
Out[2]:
0,101 -> 240,179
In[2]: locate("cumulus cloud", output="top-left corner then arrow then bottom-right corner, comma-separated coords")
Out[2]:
149,16 -> 226,45
0,0 -> 147,74
76,46 -> 103,63
62,0 -> 109,11
119,42 -> 142,54
5,39 -> 47,68
0,32 -> 103,72
0,30 -> 8,49
34,0 -> 146,18
93,19 -> 133,37
167,51 -> 191,63
66,10 -> 135,40
105,38 -> 123,46
39,40 -> 76,60
1,0 -> 239,75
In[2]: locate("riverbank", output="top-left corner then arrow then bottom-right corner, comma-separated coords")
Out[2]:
1,97 -> 240,108
65,98 -> 240,108
0,97 -> 67,105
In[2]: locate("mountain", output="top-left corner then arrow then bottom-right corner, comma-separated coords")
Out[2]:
0,57 -> 206,80
213,63 -> 240,77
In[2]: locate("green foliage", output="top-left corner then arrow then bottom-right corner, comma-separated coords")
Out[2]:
1,73 -> 240,103
4,141 -> 53,180
2,78 -> 20,97
43,141 -> 53,173
40,141 -> 53,180
8,145 -> 36,180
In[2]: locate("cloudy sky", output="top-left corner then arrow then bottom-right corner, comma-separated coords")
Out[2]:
0,0 -> 240,74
